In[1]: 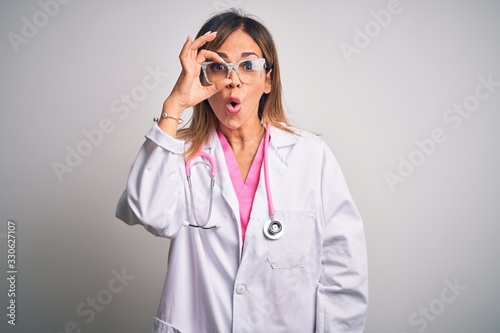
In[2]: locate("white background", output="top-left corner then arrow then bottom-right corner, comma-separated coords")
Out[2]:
1,0 -> 499,332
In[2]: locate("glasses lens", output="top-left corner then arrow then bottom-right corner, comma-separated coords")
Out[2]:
205,63 -> 228,84
237,60 -> 263,83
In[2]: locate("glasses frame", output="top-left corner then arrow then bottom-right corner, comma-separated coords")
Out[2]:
201,58 -> 267,85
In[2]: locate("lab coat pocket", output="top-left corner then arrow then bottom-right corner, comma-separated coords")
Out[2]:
267,209 -> 315,269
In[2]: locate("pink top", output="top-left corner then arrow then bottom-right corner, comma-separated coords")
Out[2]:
217,129 -> 265,242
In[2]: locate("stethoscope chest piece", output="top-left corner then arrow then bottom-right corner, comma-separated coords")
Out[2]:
263,219 -> 284,240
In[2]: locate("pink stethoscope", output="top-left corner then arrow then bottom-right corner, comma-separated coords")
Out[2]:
183,123 -> 284,240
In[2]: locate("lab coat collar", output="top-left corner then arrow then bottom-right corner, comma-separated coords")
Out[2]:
267,123 -> 299,149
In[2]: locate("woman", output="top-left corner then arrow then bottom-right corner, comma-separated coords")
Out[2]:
116,9 -> 368,333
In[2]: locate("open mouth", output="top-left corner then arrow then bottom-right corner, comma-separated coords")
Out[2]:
226,97 -> 241,114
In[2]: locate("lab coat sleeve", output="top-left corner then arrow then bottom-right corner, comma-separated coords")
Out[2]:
316,143 -> 368,332
115,124 -> 187,238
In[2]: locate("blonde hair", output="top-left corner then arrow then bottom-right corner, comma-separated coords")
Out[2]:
178,9 -> 292,159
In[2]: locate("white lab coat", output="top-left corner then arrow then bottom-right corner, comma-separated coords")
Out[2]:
116,124 -> 368,333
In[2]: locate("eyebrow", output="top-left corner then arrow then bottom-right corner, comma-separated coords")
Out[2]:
217,52 -> 260,59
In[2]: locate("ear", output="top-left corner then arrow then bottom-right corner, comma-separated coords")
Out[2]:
264,69 -> 272,94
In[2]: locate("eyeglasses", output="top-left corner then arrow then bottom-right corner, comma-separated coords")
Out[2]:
201,58 -> 267,85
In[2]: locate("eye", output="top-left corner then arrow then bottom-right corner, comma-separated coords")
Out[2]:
208,63 -> 227,72
241,60 -> 256,71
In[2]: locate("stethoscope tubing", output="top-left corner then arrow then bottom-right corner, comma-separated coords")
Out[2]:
185,151 -> 218,228
263,123 -> 276,220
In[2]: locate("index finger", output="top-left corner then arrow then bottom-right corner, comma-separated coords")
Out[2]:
197,49 -> 225,64
187,31 -> 218,51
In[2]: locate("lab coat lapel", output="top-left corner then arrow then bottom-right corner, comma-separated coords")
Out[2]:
206,134 -> 241,235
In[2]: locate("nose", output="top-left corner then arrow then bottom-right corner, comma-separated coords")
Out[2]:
227,68 -> 241,88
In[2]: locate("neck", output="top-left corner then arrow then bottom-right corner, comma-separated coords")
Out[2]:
226,126 -> 263,143
219,121 -> 265,150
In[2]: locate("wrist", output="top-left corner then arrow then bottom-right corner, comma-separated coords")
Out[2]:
154,113 -> 184,124
156,98 -> 185,137
162,97 -> 184,118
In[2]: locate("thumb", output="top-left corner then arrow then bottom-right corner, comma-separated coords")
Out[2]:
205,79 -> 232,96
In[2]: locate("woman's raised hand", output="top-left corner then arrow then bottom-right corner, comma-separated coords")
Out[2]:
163,32 -> 231,116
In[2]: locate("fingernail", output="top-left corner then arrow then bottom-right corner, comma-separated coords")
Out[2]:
204,31 -> 212,35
